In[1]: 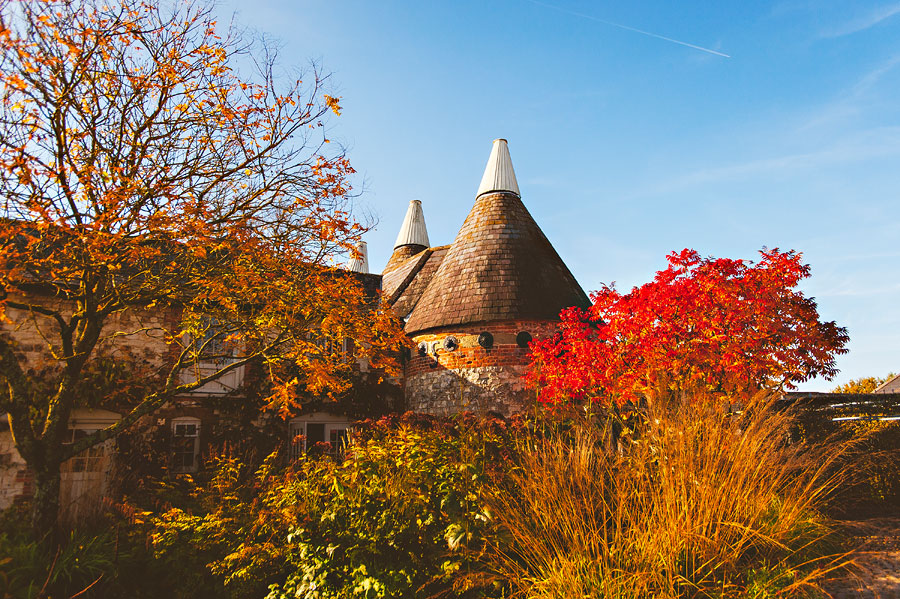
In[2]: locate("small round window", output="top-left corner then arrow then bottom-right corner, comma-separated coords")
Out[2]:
516,331 -> 533,348
477,332 -> 494,348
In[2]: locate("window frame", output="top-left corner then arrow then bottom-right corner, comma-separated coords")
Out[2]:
62,409 -> 121,474
179,319 -> 245,395
63,428 -> 105,473
171,416 -> 202,473
289,415 -> 351,459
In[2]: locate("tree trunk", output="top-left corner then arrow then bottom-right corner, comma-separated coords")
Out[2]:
31,461 -> 61,540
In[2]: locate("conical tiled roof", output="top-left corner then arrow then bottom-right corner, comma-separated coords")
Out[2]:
404,141 -> 589,333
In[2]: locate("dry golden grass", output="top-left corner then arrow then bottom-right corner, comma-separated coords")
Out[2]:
485,394 -> 850,599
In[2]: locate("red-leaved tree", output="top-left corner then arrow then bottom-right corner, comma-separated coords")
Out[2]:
528,249 -> 849,406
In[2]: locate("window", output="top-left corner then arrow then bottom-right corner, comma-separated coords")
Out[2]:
180,319 -> 245,395
171,417 -> 201,472
61,409 -> 121,474
289,415 -> 350,459
195,321 -> 237,365
63,428 -> 105,473
329,428 -> 349,455
289,420 -> 304,460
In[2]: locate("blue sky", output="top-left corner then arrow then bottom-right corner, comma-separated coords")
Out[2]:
220,0 -> 900,390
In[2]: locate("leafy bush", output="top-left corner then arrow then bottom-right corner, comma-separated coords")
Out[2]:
0,505 -> 118,599
790,398 -> 900,516
822,419 -> 900,515
261,416 -> 507,599
0,406 -> 851,599
143,414 -> 516,599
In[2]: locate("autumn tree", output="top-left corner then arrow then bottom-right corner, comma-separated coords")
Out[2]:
0,0 -> 405,536
831,374 -> 896,394
528,248 -> 849,406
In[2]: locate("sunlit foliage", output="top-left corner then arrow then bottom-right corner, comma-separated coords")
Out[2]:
529,248 -> 849,406
0,0 -> 405,534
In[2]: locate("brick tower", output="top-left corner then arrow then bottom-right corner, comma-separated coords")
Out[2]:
383,139 -> 589,415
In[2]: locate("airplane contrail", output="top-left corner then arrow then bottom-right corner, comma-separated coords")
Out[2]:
524,0 -> 732,59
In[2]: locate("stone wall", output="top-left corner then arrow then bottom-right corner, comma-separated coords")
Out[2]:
405,320 -> 557,415
2,293 -> 179,371
0,429 -> 31,511
1,294 -> 181,509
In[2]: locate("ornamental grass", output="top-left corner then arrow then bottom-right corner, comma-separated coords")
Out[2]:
484,393 -> 850,599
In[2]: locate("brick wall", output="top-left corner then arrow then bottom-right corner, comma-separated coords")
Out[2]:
405,320 -> 557,415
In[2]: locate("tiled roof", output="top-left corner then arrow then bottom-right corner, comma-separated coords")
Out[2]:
384,243 -> 427,275
383,249 -> 429,297
403,190 -> 589,333
874,373 -> 900,393
389,245 -> 449,320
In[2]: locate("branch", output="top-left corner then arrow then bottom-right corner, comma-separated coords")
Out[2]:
3,299 -> 68,333
62,346 -> 275,459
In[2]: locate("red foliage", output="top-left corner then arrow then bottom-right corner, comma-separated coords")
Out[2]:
528,248 -> 849,406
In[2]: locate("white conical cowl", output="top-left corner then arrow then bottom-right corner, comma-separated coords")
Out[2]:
476,138 -> 520,198
348,241 -> 369,273
394,199 -> 430,249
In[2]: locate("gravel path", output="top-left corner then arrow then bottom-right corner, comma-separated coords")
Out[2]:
824,518 -> 900,599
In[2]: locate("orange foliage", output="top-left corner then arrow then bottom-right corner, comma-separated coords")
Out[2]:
0,0 -> 405,532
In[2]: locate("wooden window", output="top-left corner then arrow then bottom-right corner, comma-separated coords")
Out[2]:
171,417 -> 201,472
63,429 -> 105,473
289,417 -> 350,458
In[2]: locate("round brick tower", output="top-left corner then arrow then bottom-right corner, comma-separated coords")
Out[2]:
387,139 -> 590,415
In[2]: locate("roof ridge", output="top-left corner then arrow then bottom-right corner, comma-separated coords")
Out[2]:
386,247 -> 435,305
874,372 -> 900,393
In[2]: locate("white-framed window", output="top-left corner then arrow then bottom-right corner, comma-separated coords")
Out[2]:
289,414 -> 351,459
195,321 -> 237,365
329,428 -> 349,455
62,409 -> 121,474
180,320 -> 245,395
63,428 -> 105,473
171,417 -> 201,472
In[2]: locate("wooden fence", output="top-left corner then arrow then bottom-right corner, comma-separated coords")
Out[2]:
780,392 -> 900,516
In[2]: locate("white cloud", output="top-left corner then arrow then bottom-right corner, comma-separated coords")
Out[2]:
818,282 -> 900,297
627,126 -> 900,197
821,3 -> 900,38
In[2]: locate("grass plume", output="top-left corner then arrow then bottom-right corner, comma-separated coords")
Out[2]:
485,393 -> 849,598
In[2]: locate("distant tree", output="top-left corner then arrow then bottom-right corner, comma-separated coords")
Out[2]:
0,0 -> 405,536
831,374 -> 896,394
528,248 -> 849,406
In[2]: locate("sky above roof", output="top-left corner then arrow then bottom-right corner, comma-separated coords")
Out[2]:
218,0 -> 900,391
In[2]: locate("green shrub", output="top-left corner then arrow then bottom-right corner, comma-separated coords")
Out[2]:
142,414 -> 515,599
0,513 -> 118,599
262,420 -> 500,598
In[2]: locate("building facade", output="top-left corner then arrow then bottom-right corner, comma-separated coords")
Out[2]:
0,138 -> 588,513
381,139 -> 589,415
